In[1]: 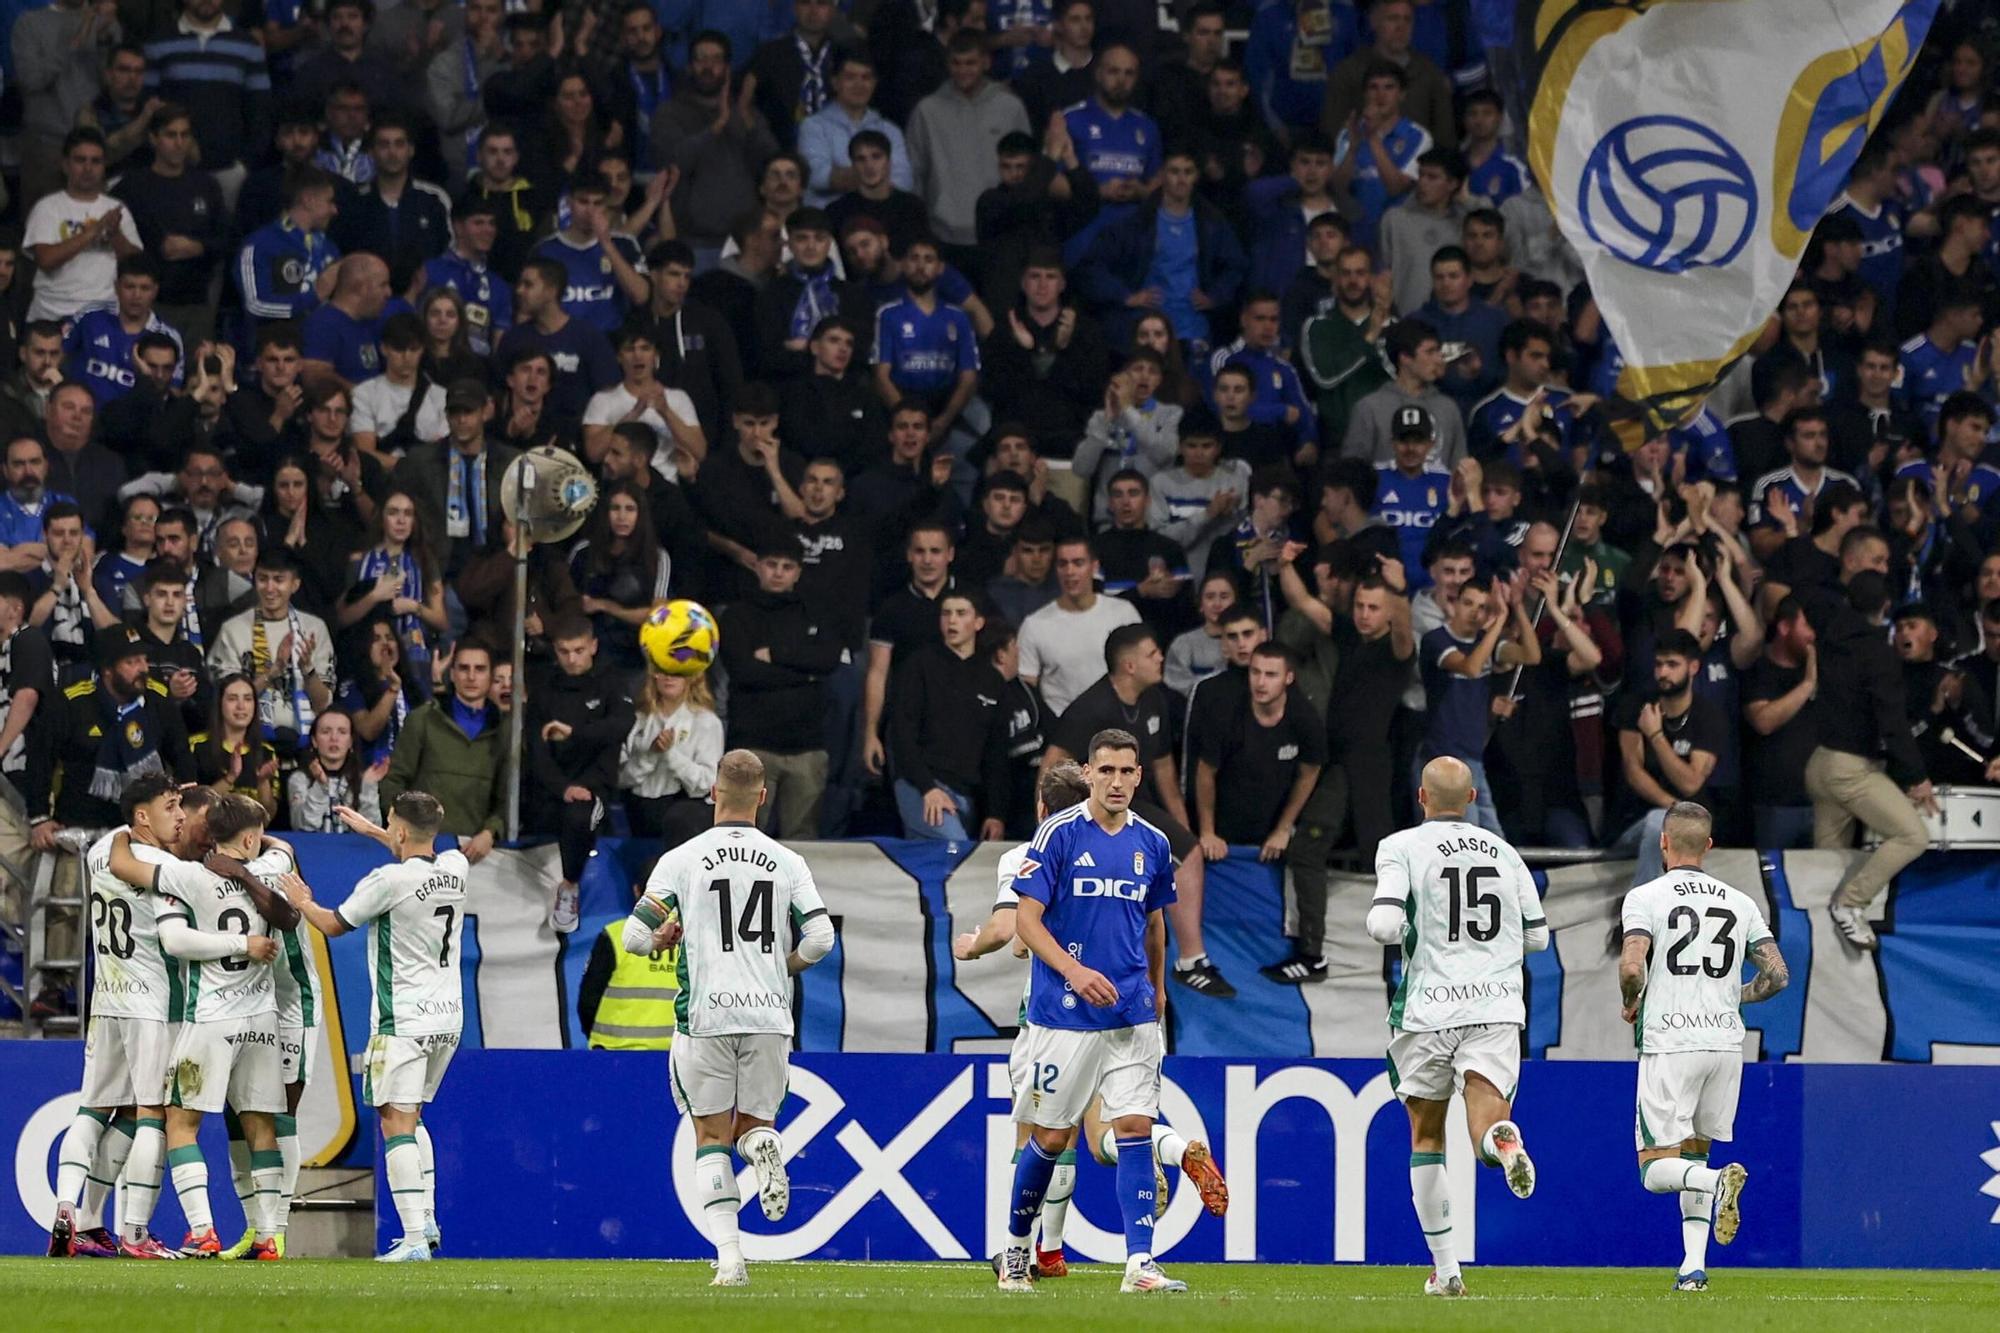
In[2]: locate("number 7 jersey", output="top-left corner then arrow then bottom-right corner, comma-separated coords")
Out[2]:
335,851 -> 470,1038
1621,869 -> 1771,1054
1375,819 -> 1543,1032
642,822 -> 826,1038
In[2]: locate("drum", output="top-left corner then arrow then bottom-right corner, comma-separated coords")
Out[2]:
1864,784 -> 2000,850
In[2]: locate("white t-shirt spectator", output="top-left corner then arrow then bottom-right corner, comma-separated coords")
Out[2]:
1017,593 -> 1142,716
351,375 -> 449,450
24,189 -> 143,321
583,382 -> 699,483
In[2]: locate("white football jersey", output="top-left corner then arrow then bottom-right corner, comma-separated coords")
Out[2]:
241,845 -> 319,1032
153,856 -> 279,1024
1375,819 -> 1542,1032
996,843 -> 1029,1023
83,828 -> 178,1021
1621,869 -> 1772,1054
645,822 -> 825,1038
336,851 -> 469,1038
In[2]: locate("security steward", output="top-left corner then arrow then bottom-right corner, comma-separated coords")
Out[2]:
578,888 -> 679,1050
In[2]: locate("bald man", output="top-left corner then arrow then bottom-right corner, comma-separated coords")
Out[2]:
301,251 -> 397,383
1368,756 -> 1548,1297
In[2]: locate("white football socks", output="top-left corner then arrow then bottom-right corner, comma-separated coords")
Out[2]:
250,1148 -> 284,1241
1681,1188 -> 1713,1274
1643,1156 -> 1720,1194
122,1117 -> 166,1243
275,1116 -> 300,1239
696,1145 -> 742,1266
167,1144 -> 213,1234
77,1113 -> 134,1230
54,1107 -> 109,1210
384,1135 -> 427,1244
1038,1153 -> 1074,1251
228,1130 -> 254,1227
1409,1153 -> 1457,1279
415,1122 -> 437,1235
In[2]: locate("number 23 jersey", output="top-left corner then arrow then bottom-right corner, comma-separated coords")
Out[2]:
1375,819 -> 1542,1033
643,822 -> 825,1039
336,851 -> 470,1038
1621,870 -> 1771,1054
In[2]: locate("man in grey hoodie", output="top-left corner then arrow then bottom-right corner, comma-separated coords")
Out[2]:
907,30 -> 1030,251
1342,317 -> 1466,469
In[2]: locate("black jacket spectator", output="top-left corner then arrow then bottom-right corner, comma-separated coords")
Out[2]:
779,372 -> 885,476
114,163 -> 228,308
24,671 -> 194,828
1805,588 -> 1928,788
981,305 -> 1109,461
629,299 -> 745,447
888,641 -> 1012,821
718,586 -> 845,752
525,659 -> 637,827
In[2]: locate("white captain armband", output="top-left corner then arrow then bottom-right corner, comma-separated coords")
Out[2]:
794,908 -> 834,964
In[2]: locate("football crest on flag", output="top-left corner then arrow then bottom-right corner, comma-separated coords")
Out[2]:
1519,0 -> 1938,447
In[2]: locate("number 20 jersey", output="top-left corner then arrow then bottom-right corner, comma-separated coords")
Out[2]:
1374,819 -> 1542,1033
1621,870 -> 1771,1054
335,851 -> 469,1038
83,827 -> 179,1021
644,823 -> 825,1039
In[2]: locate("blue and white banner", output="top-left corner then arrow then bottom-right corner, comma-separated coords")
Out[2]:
1520,0 -> 1939,445
7,1044 -> 2000,1266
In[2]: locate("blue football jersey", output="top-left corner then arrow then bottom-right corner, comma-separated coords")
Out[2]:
64,308 -> 183,404
1895,457 -> 2000,508
1332,117 -> 1432,248
1012,804 -> 1176,1032
1749,465 -> 1861,529
1062,100 -> 1163,186
1372,465 -> 1451,589
422,251 -> 514,356
1465,146 -> 1529,206
1673,407 -> 1736,482
873,297 -> 979,397
1899,332 -> 1980,431
531,231 -> 646,334
1828,193 -> 1905,309
1467,386 -> 1573,463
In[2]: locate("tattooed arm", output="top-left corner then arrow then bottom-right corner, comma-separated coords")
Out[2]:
1742,938 -> 1790,1005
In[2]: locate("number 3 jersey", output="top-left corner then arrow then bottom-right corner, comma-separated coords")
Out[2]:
84,827 -> 180,1021
1621,870 -> 1772,1054
643,822 -> 825,1039
335,851 -> 470,1038
1375,819 -> 1543,1033
152,856 -> 279,1024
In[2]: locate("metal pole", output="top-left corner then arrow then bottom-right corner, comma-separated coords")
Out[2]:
505,458 -> 537,841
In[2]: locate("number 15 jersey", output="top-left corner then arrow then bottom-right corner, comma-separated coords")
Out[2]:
1621,870 -> 1771,1054
1375,819 -> 1542,1033
336,851 -> 469,1038
643,822 -> 826,1039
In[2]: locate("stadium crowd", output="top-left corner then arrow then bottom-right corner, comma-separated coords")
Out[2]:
1,0 -> 1997,1012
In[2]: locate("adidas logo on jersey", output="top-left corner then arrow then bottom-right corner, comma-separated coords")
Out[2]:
1075,852 -> 1096,867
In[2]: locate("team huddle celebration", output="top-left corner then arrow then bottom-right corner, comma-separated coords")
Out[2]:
0,0 -> 1991,1316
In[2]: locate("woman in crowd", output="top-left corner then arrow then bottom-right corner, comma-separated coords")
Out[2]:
338,489 -> 447,690
1134,312 -> 1202,410
263,454 -> 349,615
419,286 -> 486,387
193,672 -> 281,820
285,707 -> 386,831
567,481 -> 670,675
619,664 -> 722,852
92,492 -> 160,614
338,615 -> 425,763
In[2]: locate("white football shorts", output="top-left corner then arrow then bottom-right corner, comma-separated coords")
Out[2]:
669,1032 -> 791,1122
279,1022 -> 316,1088
1010,1021 -> 1163,1130
365,1031 -> 461,1109
1386,1022 -> 1521,1103
168,1015 -> 287,1115
1635,1050 -> 1742,1150
81,1014 -> 174,1109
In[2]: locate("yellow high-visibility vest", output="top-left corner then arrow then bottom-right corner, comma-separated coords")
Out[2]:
588,923 -> 680,1050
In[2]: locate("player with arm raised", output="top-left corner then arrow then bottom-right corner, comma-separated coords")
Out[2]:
620,750 -> 835,1288
46,773 -> 188,1260
1368,756 -> 1548,1298
106,793 -> 296,1259
284,792 -> 467,1263
999,728 -> 1186,1295
1619,801 -> 1788,1292
956,760 -> 1227,1281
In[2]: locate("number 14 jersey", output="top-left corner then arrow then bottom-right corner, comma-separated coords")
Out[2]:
1375,819 -> 1543,1033
643,822 -> 826,1039
1622,870 -> 1771,1054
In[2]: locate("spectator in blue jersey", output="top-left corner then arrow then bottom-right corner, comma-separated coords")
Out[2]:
313,83 -> 377,189
1827,141 -> 1909,325
1748,407 -> 1859,562
797,52 -> 912,208
1246,0 -> 1360,132
498,258 -> 619,421
1344,318 -> 1466,468
91,494 -> 160,617
1899,285 -> 1990,435
841,217 -> 996,339
528,172 -> 650,336
1010,0 -> 1096,131
988,0 -> 1056,83
872,236 -> 983,450
1467,320 -> 1574,465
1416,246 -> 1507,419
236,166 -> 343,330
0,438 -> 76,558
1242,131 -> 1341,306
1322,0 -> 1455,149
64,255 -> 182,407
1330,61 -> 1433,254
1456,91 -> 1525,205
1049,42 -> 1163,267
423,195 -> 514,359
142,0 -> 272,213
301,254 -> 397,385
332,113 -> 453,297
1372,404 -> 1451,588
1417,571 -> 1536,832
752,207 -> 872,381
1202,294 -> 1317,466
1900,392 -> 2000,525
1074,149 -> 1244,349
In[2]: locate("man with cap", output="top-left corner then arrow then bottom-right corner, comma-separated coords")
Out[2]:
423,194 -> 515,356
25,625 -> 196,849
391,379 -> 522,598
1372,404 -> 1453,590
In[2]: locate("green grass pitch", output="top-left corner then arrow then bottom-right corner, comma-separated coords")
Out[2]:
7,1259 -> 1998,1330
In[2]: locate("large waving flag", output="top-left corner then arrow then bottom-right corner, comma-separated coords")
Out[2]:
1521,0 -> 1940,447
